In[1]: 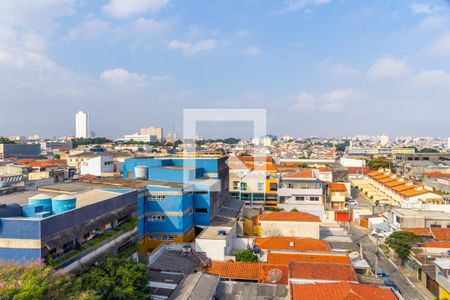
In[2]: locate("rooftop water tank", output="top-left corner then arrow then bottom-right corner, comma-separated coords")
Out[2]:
135,166 -> 149,179
28,194 -> 52,213
51,194 -> 76,215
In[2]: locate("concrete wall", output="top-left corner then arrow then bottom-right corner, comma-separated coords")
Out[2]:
260,221 -> 320,239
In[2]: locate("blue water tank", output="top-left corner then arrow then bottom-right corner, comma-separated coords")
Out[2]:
28,194 -> 52,213
51,195 -> 76,214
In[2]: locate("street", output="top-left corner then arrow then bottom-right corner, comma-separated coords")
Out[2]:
349,226 -> 432,300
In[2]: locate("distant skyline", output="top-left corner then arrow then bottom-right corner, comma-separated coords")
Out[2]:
1,1 -> 450,138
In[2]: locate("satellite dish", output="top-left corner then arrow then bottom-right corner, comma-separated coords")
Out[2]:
266,268 -> 283,284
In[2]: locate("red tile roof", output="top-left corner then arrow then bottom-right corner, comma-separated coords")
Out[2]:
268,253 -> 350,265
291,282 -> 398,300
206,261 -> 288,285
255,237 -> 330,252
347,167 -> 369,175
259,211 -> 321,223
329,183 -> 347,192
431,228 -> 450,241
404,228 -> 432,236
318,167 -> 331,172
283,169 -> 315,179
289,262 -> 357,282
421,241 -> 450,248
424,172 -> 450,179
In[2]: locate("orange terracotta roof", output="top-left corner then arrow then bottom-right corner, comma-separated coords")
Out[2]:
15,158 -> 36,165
347,167 -> 369,175
329,183 -> 347,192
404,228 -> 432,236
421,241 -> 450,248
206,262 -> 263,280
424,172 -> 450,179
289,262 -> 357,281
318,167 -> 331,172
206,261 -> 288,285
379,177 -> 398,184
259,264 -> 289,285
431,228 -> 450,241
373,174 -> 390,181
367,171 -> 382,177
384,180 -> 408,188
259,211 -> 321,223
237,156 -> 273,163
268,253 -> 350,265
291,282 -> 398,300
391,184 -> 419,192
283,169 -> 315,179
255,237 -> 330,252
399,188 -> 431,197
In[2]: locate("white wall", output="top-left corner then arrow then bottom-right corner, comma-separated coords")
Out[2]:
80,155 -> 114,176
340,158 -> 364,167
260,221 -> 320,239
195,239 -> 228,261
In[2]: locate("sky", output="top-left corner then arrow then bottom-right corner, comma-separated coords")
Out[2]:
0,0 -> 450,139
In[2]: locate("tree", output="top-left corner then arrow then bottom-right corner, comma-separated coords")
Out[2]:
73,256 -> 151,300
295,163 -> 308,168
385,231 -> 422,259
335,141 -> 350,152
366,159 -> 390,170
0,137 -> 15,144
235,250 -> 258,262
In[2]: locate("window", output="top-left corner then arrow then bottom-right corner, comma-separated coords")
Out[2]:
195,191 -> 208,195
269,183 -> 278,192
310,196 -> 320,201
295,196 -> 305,201
288,183 -> 294,188
150,195 -> 165,201
257,182 -> 265,192
233,181 -> 240,189
195,208 -> 208,213
148,215 -> 166,222
240,182 -> 247,191
430,224 -> 441,228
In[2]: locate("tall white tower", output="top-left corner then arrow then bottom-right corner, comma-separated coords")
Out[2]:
380,134 -> 389,146
75,111 -> 90,138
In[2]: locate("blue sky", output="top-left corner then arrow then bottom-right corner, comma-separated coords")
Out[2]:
0,0 -> 450,138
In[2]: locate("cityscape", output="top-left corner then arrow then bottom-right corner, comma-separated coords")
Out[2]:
1,1 -> 450,300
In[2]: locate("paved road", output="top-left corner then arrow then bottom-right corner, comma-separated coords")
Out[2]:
349,226 -> 430,300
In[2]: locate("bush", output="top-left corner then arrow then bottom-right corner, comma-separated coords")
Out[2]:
235,250 -> 258,262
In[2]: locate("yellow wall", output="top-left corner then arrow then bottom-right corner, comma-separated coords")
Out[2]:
243,219 -> 261,236
440,286 -> 450,299
138,228 -> 195,254
265,178 -> 278,194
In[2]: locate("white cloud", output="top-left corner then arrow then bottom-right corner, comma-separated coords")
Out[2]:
282,0 -> 331,13
427,32 -> 450,56
367,56 -> 410,80
167,39 -> 217,55
100,68 -> 147,85
415,16 -> 445,32
410,3 -> 436,14
65,19 -> 112,41
412,69 -> 450,88
317,59 -> 360,79
103,0 -> 170,18
134,18 -> 168,35
293,88 -> 357,112
243,46 -> 261,56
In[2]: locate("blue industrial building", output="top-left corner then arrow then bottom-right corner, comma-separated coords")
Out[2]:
0,189 -> 137,263
122,157 -> 229,251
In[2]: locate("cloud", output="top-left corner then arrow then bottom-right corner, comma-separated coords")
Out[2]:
410,3 -> 437,14
367,56 -> 410,80
134,18 -> 168,35
427,32 -> 450,56
242,46 -> 261,56
167,39 -> 217,55
103,0 -> 170,18
100,68 -> 147,85
414,16 -> 445,32
282,0 -> 331,13
316,59 -> 360,79
412,69 -> 450,88
65,19 -> 112,41
293,88 -> 357,112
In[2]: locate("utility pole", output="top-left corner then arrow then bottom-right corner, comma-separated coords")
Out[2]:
374,228 -> 380,277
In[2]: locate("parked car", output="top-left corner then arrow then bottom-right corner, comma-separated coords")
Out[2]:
348,199 -> 358,206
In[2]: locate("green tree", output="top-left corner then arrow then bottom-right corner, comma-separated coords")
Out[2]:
295,163 -> 308,168
366,159 -> 390,170
73,256 -> 151,300
235,250 -> 258,262
0,137 -> 15,144
385,231 -> 423,259
335,141 -> 350,152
